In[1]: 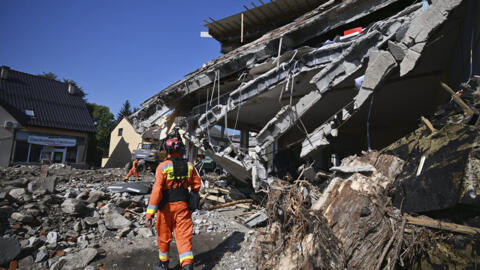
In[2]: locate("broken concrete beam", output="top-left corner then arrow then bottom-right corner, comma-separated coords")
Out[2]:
256,30 -> 393,162
400,0 -> 464,76
244,209 -> 267,227
301,49 -> 397,158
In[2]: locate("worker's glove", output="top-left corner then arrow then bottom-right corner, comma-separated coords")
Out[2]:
145,217 -> 154,228
188,192 -> 201,211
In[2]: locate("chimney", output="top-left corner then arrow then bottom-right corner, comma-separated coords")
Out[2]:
0,66 -> 10,80
67,83 -> 78,95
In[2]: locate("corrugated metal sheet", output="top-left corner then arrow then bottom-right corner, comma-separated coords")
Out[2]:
0,68 -> 96,133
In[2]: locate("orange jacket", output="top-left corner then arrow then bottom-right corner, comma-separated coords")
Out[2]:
146,158 -> 201,219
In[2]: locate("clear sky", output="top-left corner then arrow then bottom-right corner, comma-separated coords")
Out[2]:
0,1 -> 248,116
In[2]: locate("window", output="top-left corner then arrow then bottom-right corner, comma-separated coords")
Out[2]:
118,128 -> 123,136
13,141 -> 28,162
66,147 -> 77,163
25,109 -> 35,117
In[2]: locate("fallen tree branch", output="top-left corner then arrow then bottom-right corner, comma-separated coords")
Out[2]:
376,224 -> 398,270
392,216 -> 407,270
406,215 -> 480,235
207,199 -> 254,210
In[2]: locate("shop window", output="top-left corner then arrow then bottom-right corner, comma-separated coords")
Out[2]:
13,141 -> 28,162
29,144 -> 43,163
118,128 -> 123,136
67,147 -> 77,163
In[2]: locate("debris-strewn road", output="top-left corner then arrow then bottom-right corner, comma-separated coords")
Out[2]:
97,231 -> 255,270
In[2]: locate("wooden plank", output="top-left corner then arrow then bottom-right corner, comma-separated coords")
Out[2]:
281,0 -> 295,13
421,116 -> 438,133
241,13 -> 244,43
209,17 -> 230,32
406,215 -> 480,235
243,5 -> 262,24
207,199 -> 253,210
270,0 -> 288,15
440,82 -> 475,116
202,194 -> 226,203
251,2 -> 270,20
259,0 -> 278,17
203,19 -> 225,35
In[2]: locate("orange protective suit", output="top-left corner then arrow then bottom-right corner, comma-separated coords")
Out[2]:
125,159 -> 139,180
146,154 -> 201,267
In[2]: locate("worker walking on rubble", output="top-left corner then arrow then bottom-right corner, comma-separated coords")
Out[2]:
125,157 -> 140,181
145,136 -> 201,270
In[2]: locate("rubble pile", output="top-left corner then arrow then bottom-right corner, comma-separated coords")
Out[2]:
0,165 -> 261,269
0,166 -> 152,269
256,78 -> 480,269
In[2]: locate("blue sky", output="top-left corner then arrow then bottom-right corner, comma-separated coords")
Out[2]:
0,1 -> 248,116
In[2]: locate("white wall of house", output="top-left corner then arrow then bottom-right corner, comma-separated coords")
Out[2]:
0,105 -> 17,167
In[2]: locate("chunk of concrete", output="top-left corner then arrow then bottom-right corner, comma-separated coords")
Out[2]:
104,213 -> 132,230
60,248 -> 98,270
107,182 -> 152,194
244,209 -> 268,227
0,238 -> 21,265
61,199 -> 88,215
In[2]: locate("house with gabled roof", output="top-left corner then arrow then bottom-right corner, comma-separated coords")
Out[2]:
0,66 -> 96,167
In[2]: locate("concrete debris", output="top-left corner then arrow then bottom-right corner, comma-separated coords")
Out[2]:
0,238 -> 21,265
106,181 -> 152,194
8,188 -> 26,200
60,248 -> 98,270
61,198 -> 88,216
27,176 -> 58,195
104,212 -> 132,230
131,0 -> 480,192
0,165 -> 259,269
244,209 -> 268,228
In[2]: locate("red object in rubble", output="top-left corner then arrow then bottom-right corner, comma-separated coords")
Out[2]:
344,27 -> 363,36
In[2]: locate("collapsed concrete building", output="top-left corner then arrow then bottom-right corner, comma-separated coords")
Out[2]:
131,0 -> 480,190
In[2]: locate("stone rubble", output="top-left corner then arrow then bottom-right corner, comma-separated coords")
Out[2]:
0,166 -> 257,269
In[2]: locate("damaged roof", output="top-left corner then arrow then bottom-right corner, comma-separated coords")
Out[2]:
205,0 -> 328,53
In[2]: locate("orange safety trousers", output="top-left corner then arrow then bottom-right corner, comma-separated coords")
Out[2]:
125,167 -> 139,179
156,201 -> 193,267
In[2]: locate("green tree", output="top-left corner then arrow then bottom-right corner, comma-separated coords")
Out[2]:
38,72 -> 86,99
87,103 -> 116,166
38,72 -> 58,80
117,100 -> 133,122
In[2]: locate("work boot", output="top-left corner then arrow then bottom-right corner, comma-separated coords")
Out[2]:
153,261 -> 169,270
182,264 -> 193,270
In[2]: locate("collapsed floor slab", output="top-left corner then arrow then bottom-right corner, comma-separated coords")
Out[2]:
132,0 -> 480,190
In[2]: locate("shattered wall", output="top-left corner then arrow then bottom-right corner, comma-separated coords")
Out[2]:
132,0 -> 480,189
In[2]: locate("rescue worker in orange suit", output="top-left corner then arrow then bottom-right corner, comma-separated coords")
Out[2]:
125,157 -> 140,181
145,137 -> 201,270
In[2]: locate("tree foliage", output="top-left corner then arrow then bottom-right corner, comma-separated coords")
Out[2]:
38,72 -> 58,80
87,103 -> 116,164
117,100 -> 133,122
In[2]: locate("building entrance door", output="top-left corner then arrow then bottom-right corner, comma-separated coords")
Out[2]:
52,148 -> 66,163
